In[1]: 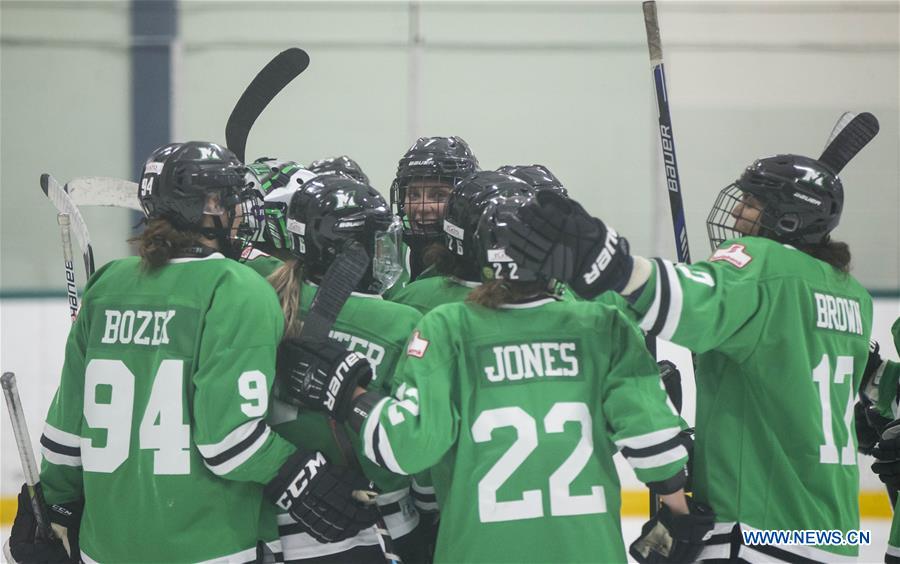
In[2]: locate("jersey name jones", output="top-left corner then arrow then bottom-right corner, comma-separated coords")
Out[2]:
484,342 -> 579,383
101,309 -> 176,345
814,292 -> 863,335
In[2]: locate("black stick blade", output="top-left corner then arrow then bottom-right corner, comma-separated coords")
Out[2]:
225,48 -> 310,162
299,241 -> 370,343
818,112 -> 879,174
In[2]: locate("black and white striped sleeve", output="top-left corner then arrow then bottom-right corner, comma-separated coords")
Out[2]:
41,423 -> 82,468
614,426 -> 689,486
639,258 -> 684,341
196,418 -> 272,476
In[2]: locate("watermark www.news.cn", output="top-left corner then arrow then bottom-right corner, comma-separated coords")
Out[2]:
742,529 -> 871,547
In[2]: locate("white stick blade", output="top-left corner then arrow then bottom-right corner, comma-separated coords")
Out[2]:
65,176 -> 142,211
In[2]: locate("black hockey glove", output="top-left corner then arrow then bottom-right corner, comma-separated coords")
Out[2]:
871,419 -> 900,490
505,191 -> 634,300
857,341 -> 892,456
265,450 -> 380,544
855,400 -> 883,456
8,483 -> 80,564
629,498 -> 714,564
277,337 -> 373,421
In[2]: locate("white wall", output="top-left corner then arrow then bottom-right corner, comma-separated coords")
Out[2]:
2,1 -> 898,292
2,297 -> 898,495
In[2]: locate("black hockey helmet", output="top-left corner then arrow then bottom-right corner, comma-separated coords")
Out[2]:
389,136 -> 480,239
443,171 -> 534,281
474,192 -> 549,284
139,141 -> 258,258
495,164 -> 568,196
308,155 -> 370,185
287,175 -> 402,293
706,154 -> 843,250
246,158 -> 317,251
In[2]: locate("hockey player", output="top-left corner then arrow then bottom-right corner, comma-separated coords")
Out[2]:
278,193 -> 714,563
266,175 -> 426,563
388,136 -> 480,285
8,142 -> 378,563
389,170 -> 534,314
501,153 -> 874,561
308,154 -> 370,184
857,318 -> 900,562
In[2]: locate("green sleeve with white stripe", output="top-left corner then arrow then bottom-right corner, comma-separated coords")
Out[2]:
360,311 -> 460,476
603,310 -> 689,484
630,255 -> 766,358
191,274 -> 295,483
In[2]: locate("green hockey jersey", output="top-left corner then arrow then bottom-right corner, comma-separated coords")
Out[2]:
268,280 -> 423,559
360,297 -> 688,563
387,275 -> 480,314
39,254 -> 297,563
629,237 -> 872,560
242,246 -> 284,279
868,317 -> 900,560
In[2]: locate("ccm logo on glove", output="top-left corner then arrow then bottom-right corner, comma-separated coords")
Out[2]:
276,451 -> 327,510
327,352 -> 364,411
583,228 -> 620,285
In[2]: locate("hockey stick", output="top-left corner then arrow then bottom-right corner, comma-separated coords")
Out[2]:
63,176 -> 141,211
643,0 -> 691,265
818,111 -> 879,174
296,241 -> 401,564
226,48 -> 310,162
643,0 -> 693,518
1,373 -> 55,542
41,174 -> 96,322
41,174 -> 95,278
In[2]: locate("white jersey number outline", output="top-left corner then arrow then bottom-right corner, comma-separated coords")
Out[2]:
812,354 -> 856,465
472,402 -> 606,523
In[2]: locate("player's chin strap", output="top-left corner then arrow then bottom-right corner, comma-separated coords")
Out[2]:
199,214 -> 246,260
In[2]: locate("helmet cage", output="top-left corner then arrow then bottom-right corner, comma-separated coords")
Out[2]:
391,174 -> 460,238
706,154 -> 843,251
249,160 -> 317,251
389,136 -> 479,238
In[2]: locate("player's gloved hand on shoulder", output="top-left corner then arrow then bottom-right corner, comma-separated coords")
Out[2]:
8,483 -> 79,564
265,450 -> 380,543
277,337 -> 372,421
871,419 -> 900,490
857,341 -> 893,456
860,340 -> 885,400
504,191 -> 633,300
629,498 -> 714,564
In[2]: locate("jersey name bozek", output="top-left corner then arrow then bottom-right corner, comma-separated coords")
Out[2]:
101,309 -> 176,345
814,292 -> 864,335
483,342 -> 579,383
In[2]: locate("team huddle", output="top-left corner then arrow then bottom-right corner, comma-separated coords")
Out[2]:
6,121 -> 900,564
